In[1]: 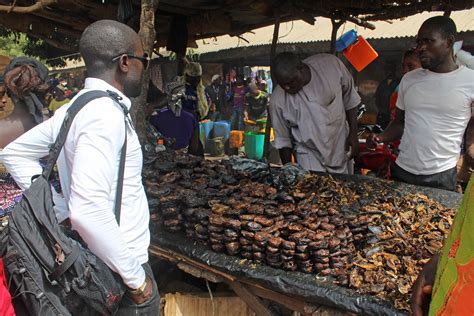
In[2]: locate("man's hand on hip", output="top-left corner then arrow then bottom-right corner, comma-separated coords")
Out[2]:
129,276 -> 153,305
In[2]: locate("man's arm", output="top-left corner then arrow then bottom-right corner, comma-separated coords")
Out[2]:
269,95 -> 293,165
67,101 -> 146,290
367,108 -> 405,148
0,118 -> 55,189
336,56 -> 362,159
466,117 -> 474,160
345,106 -> 359,159
411,254 -> 439,316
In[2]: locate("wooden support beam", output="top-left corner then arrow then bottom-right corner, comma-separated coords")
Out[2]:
131,0 -> 159,144
263,15 -> 280,161
330,18 -> 344,55
31,9 -> 92,31
0,0 -> 56,13
148,244 -> 237,282
345,16 -> 375,30
177,262 -> 223,283
61,0 -> 118,20
0,12 -> 82,38
228,281 -> 277,316
243,282 -> 318,315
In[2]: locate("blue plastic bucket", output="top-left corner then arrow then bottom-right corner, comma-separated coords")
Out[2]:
336,29 -> 358,52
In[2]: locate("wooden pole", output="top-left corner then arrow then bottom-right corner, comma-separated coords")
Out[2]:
330,18 -> 344,55
263,15 -> 280,161
131,0 -> 159,144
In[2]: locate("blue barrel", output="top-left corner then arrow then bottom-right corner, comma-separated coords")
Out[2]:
212,120 -> 231,141
336,29 -> 358,52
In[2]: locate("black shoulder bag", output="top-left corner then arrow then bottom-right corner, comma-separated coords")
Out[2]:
4,90 -> 129,315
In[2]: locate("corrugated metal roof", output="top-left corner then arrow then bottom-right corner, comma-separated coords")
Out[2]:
196,8 -> 474,54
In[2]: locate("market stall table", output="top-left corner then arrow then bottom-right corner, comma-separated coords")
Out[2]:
147,164 -> 461,316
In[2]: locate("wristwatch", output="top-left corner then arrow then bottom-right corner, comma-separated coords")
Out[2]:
129,278 -> 148,295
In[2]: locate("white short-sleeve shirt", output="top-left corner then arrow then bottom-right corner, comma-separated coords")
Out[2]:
396,66 -> 474,175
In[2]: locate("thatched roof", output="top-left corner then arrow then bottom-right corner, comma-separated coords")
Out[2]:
0,0 -> 473,54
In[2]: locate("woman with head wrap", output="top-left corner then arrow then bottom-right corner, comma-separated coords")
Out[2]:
0,56 -> 48,316
0,57 -> 49,147
148,76 -> 202,156
4,57 -> 49,123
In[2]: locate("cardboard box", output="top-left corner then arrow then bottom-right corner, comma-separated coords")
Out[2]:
164,292 -> 255,316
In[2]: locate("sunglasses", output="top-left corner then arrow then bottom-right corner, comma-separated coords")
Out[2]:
111,53 -> 150,69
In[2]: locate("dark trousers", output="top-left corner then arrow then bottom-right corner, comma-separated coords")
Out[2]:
391,163 -> 457,191
115,263 -> 160,316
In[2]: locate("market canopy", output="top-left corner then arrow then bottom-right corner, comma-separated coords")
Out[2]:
0,0 -> 473,55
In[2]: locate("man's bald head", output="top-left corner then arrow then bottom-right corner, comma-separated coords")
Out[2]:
272,52 -> 310,94
272,52 -> 301,81
80,20 -> 140,76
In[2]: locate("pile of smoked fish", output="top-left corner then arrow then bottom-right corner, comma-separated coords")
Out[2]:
143,150 -> 456,312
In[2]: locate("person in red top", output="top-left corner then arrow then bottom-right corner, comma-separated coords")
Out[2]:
389,49 -> 422,122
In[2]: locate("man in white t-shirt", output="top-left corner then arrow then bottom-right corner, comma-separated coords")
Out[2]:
367,16 -> 474,191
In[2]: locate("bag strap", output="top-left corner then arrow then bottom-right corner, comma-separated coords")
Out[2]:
43,91 -> 111,179
42,90 -> 129,225
112,91 -> 128,225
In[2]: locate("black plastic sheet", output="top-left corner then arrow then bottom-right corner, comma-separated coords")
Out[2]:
270,163 -> 307,190
224,157 -> 271,183
152,231 -> 405,315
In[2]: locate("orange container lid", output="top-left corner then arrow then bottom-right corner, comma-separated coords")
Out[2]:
343,36 -> 378,72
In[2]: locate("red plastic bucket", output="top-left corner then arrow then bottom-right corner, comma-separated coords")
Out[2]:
343,36 -> 378,72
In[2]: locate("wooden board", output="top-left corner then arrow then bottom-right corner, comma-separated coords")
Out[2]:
164,293 -> 256,316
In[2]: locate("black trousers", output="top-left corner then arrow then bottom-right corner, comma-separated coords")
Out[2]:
391,163 -> 457,192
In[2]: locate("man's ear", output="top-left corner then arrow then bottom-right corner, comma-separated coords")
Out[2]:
446,34 -> 455,49
118,55 -> 130,73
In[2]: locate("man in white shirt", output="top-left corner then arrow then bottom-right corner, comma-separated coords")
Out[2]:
367,16 -> 474,191
270,52 -> 361,174
0,20 -> 159,314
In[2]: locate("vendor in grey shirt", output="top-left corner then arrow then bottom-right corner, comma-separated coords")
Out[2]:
270,52 -> 361,173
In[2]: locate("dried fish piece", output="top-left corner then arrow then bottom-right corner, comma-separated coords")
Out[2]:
209,214 -> 225,226
241,230 -> 255,239
208,225 -> 224,233
264,208 -> 281,217
241,252 -> 253,259
282,261 -> 298,271
282,240 -> 296,250
254,216 -> 274,227
195,224 -> 208,235
266,246 -> 280,254
224,218 -> 241,230
253,252 -> 264,261
245,222 -> 262,232
268,237 -> 284,248
281,249 -> 295,256
239,237 -> 252,246
211,243 -> 225,252
225,242 -> 240,255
